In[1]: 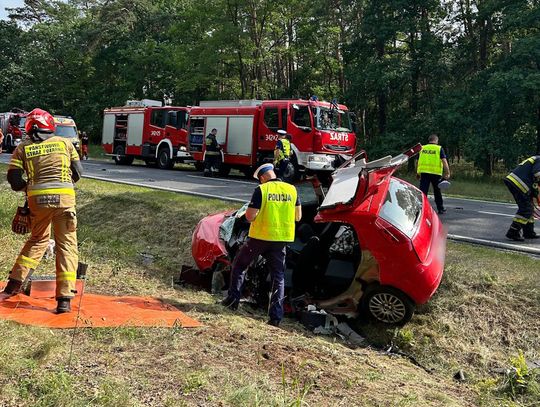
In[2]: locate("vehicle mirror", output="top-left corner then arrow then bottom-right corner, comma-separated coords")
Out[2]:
293,104 -> 299,110
350,113 -> 358,133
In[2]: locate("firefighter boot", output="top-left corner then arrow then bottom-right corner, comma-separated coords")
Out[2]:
56,297 -> 72,314
0,278 -> 23,299
506,222 -> 525,242
523,222 -> 539,239
220,296 -> 239,310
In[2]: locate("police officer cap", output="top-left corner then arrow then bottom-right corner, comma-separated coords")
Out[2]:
253,163 -> 274,179
277,130 -> 287,136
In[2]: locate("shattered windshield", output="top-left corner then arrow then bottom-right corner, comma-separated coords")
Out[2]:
313,107 -> 352,132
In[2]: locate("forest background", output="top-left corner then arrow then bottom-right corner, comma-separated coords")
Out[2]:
0,0 -> 539,175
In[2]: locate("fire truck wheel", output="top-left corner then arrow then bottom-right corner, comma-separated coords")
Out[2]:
113,145 -> 133,165
157,148 -> 174,170
282,157 -> 300,183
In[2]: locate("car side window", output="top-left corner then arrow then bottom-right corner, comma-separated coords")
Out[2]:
264,107 -> 279,131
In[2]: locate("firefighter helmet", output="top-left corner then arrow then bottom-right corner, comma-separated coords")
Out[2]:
25,108 -> 55,138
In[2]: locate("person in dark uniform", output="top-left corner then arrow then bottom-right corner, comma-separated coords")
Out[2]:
80,131 -> 89,160
504,155 -> 540,241
204,128 -> 222,177
416,134 -> 451,214
221,163 -> 302,326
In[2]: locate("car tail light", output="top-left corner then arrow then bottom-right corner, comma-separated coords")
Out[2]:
375,217 -> 412,247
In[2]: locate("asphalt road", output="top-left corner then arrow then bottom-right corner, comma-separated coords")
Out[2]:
1,155 -> 539,255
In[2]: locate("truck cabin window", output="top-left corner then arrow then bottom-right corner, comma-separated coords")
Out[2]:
176,110 -> 187,129
292,105 -> 311,130
313,107 -> 353,132
264,107 -> 279,131
151,109 -> 166,128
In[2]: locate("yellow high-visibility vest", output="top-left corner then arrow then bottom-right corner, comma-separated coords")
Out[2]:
417,144 -> 443,176
276,138 -> 291,163
249,181 -> 297,242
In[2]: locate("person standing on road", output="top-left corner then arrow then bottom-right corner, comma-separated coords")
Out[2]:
80,131 -> 89,160
221,163 -> 302,327
504,155 -> 540,241
204,128 -> 222,177
416,134 -> 451,214
1,108 -> 83,314
274,130 -> 292,180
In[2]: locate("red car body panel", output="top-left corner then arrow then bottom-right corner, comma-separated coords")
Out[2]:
191,212 -> 231,271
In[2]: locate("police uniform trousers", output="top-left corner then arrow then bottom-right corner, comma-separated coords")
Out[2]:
275,159 -> 290,179
10,206 -> 78,299
228,238 -> 287,321
504,178 -> 534,228
419,173 -> 444,211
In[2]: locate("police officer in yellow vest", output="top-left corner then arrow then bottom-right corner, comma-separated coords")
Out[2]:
274,129 -> 292,180
221,163 -> 302,326
504,156 -> 540,241
417,134 -> 451,214
2,108 -> 83,314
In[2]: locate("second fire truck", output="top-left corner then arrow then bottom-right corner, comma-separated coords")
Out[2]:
187,99 -> 357,179
102,100 -> 190,169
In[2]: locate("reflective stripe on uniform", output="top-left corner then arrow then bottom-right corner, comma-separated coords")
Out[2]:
506,174 -> 529,194
27,188 -> 75,197
57,271 -> 77,281
9,159 -> 24,169
16,255 -> 39,269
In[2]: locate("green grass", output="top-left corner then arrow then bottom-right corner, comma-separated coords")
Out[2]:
0,164 -> 538,406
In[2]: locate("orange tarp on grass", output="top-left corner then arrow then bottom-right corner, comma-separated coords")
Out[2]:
0,282 -> 201,329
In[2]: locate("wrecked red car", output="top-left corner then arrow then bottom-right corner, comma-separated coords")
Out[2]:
191,145 -> 446,325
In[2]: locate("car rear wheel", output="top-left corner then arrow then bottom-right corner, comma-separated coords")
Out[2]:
361,285 -> 414,325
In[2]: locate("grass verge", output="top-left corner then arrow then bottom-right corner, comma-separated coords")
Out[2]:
0,164 -> 538,406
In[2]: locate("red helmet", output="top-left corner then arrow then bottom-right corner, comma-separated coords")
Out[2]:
25,108 -> 55,136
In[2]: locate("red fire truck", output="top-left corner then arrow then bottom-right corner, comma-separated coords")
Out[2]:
102,100 -> 190,169
0,109 -> 28,153
187,99 -> 357,179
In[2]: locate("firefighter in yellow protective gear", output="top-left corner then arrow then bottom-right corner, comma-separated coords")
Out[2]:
2,108 -> 83,314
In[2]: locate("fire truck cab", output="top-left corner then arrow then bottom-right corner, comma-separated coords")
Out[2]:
0,109 -> 28,153
102,100 -> 190,169
187,99 -> 356,179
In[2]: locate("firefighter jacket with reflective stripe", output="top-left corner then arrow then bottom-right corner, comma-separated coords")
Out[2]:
205,134 -> 221,156
275,139 -> 291,163
506,155 -> 540,195
417,144 -> 443,176
9,136 -> 80,208
249,181 -> 297,242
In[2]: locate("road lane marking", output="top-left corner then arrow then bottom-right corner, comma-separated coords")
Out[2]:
82,175 -> 246,203
448,234 -> 540,256
186,174 -> 256,185
477,211 -> 514,218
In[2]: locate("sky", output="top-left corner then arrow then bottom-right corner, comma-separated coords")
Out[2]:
0,0 -> 25,21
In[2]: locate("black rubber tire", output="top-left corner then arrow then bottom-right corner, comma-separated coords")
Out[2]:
113,144 -> 132,165
194,162 -> 205,172
5,136 -> 14,153
157,148 -> 174,170
361,285 -> 415,325
242,167 -> 255,179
